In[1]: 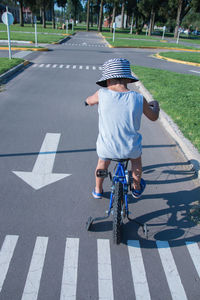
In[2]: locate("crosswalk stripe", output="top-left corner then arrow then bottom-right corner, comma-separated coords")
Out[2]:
0,235 -> 19,292
33,64 -> 37,67
97,239 -> 114,300
86,66 -> 89,70
92,66 -> 96,70
21,237 -> 48,300
156,241 -> 187,300
66,65 -> 70,68
59,64 -> 64,68
128,240 -> 151,300
53,64 -> 57,68
60,238 -> 79,300
186,242 -> 200,277
72,65 -> 76,69
79,66 -> 83,69
46,64 -> 51,68
39,64 -> 44,68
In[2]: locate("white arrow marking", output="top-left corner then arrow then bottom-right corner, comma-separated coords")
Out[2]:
13,133 -> 71,190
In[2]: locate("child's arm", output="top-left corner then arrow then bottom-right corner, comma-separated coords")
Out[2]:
85,91 -> 99,106
143,97 -> 160,121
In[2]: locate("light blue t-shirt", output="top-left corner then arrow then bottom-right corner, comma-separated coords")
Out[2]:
96,88 -> 143,159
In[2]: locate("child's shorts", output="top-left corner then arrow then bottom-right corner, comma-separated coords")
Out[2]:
99,157 -> 111,162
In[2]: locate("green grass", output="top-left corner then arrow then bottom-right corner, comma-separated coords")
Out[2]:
131,65 -> 200,151
0,31 -> 66,43
159,52 -> 200,64
0,22 -> 72,34
102,31 -> 161,40
0,57 -> 24,75
106,38 -> 199,50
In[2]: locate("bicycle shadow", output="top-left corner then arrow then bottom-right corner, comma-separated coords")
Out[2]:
121,185 -> 200,248
90,159 -> 200,247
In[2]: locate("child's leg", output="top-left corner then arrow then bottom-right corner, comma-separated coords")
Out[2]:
95,159 -> 110,193
130,157 -> 142,190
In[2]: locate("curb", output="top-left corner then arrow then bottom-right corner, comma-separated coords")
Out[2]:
52,34 -> 73,44
131,77 -> 200,178
0,60 -> 30,83
155,53 -> 200,67
0,46 -> 48,51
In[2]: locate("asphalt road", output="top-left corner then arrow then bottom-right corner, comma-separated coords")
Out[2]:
0,32 -> 199,300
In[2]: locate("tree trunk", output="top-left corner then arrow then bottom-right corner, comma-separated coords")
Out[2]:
130,13 -> 134,34
19,0 -> 24,27
42,2 -> 46,28
91,0 -> 93,27
51,1 -> 55,29
174,0 -> 183,38
86,0 -> 90,31
110,1 -> 116,33
98,0 -> 103,32
148,7 -> 155,36
121,1 -> 125,29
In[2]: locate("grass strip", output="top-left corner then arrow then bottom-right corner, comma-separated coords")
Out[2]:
0,23 -> 71,34
159,52 -> 200,64
0,57 -> 24,75
131,65 -> 200,152
0,31 -> 65,43
106,38 -> 199,50
102,32 -> 161,40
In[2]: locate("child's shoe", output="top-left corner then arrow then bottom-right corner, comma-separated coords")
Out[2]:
131,178 -> 146,199
92,189 -> 103,199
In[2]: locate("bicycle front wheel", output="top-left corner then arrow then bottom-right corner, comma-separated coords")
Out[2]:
113,182 -> 123,245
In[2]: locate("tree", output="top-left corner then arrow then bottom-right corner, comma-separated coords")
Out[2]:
168,0 -> 192,38
98,0 -> 103,32
86,0 -> 90,30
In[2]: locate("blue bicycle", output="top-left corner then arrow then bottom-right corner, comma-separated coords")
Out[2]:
86,159 -> 148,244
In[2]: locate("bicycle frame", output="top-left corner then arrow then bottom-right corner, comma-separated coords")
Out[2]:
86,160 -> 148,239
108,161 -> 129,217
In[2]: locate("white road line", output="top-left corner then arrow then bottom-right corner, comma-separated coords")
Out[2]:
60,238 -> 79,300
39,64 -> 44,68
189,70 -> 200,74
66,65 -> 70,69
127,240 -> 151,300
0,235 -> 19,292
59,64 -> 64,68
97,239 -> 114,300
46,64 -> 51,68
156,241 -> 187,300
21,237 -> 48,300
72,65 -> 77,69
86,66 -> 89,70
53,64 -> 57,68
186,242 -> 200,277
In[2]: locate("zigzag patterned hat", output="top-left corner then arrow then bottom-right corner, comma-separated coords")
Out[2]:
96,58 -> 138,87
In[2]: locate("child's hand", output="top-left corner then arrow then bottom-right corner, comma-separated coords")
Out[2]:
149,101 -> 160,113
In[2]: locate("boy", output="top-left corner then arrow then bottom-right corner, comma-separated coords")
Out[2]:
85,58 -> 160,199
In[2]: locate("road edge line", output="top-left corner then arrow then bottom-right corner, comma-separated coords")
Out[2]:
155,53 -> 200,67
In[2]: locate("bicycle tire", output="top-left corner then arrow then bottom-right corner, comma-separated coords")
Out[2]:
113,182 -> 123,245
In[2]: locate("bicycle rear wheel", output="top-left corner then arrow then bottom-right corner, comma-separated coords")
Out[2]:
113,182 -> 123,244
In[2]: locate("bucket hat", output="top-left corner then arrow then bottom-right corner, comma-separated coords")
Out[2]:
96,58 -> 138,87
